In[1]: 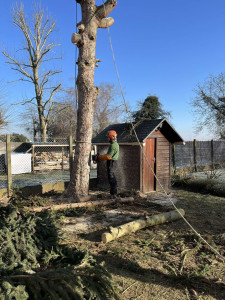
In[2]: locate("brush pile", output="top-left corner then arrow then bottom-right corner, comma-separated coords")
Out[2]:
0,205 -> 119,300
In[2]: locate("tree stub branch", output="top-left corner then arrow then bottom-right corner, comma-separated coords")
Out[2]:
101,209 -> 185,243
98,17 -> 114,28
71,33 -> 82,45
96,0 -> 117,19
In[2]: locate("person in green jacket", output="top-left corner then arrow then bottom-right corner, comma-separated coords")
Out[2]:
97,130 -> 119,197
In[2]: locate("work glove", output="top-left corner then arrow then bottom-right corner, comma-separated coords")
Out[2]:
92,153 -> 99,163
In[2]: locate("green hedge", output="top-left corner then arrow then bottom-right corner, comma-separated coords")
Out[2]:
172,177 -> 225,197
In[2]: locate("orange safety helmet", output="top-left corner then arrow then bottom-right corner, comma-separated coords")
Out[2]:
106,130 -> 117,141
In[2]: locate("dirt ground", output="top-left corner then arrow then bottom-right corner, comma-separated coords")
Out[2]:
58,189 -> 225,300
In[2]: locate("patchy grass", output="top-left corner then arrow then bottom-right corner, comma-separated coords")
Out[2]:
6,188 -> 225,299
53,189 -> 225,300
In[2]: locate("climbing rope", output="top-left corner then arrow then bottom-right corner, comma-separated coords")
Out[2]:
101,1 -> 225,262
75,0 -> 78,111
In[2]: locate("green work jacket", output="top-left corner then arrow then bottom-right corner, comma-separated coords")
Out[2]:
107,141 -> 119,160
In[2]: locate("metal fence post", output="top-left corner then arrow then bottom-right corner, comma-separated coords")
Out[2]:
62,146 -> 64,170
32,145 -> 35,172
193,139 -> 197,172
211,139 -> 214,170
69,136 -> 73,180
6,134 -> 12,197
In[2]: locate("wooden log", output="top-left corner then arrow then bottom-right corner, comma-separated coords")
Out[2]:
101,209 -> 185,243
28,197 -> 134,212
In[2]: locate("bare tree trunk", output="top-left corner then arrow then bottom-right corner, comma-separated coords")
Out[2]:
65,0 -> 117,201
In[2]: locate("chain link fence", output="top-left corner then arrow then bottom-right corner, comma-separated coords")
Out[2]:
32,137 -> 71,185
0,136 -> 74,193
0,135 -> 97,196
1,136 -> 225,196
0,140 -> 6,190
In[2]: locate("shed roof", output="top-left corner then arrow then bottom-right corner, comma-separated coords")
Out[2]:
92,119 -> 184,144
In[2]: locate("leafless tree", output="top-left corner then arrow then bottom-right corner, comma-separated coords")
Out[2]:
93,82 -> 122,136
0,105 -> 8,132
0,81 -> 9,131
20,104 -> 40,140
2,4 -> 63,141
65,0 -> 117,200
47,82 -> 122,139
192,73 -> 225,138
47,93 -> 77,138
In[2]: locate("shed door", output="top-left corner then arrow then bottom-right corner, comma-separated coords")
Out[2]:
143,138 -> 156,192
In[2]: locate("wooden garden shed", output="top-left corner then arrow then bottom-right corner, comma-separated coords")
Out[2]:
92,119 -> 184,193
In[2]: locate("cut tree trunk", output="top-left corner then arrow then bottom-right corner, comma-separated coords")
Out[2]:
28,197 -> 134,212
102,209 -> 185,243
65,0 -> 117,201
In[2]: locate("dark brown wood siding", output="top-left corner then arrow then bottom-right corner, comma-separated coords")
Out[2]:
150,130 -> 171,191
96,145 -> 140,191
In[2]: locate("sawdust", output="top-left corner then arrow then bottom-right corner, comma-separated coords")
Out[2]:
63,208 -> 144,233
63,192 -> 179,233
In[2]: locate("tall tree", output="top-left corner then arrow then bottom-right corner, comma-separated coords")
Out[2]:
93,82 -> 122,136
2,4 -> 63,142
132,95 -> 171,123
192,73 -> 225,138
65,0 -> 117,200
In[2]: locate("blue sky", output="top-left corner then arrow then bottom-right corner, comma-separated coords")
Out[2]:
1,0 -> 225,140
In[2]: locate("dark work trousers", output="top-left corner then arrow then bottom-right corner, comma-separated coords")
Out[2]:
107,160 -> 117,195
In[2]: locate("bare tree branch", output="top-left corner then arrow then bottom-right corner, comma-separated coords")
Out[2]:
96,0 -> 117,20
11,97 -> 36,106
3,51 -> 34,81
8,78 -> 33,84
44,84 -> 61,111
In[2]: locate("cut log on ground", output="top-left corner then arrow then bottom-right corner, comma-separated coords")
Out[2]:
101,209 -> 185,243
28,197 -> 134,212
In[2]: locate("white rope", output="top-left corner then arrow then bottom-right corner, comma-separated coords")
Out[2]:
75,1 -> 78,111
101,1 -> 225,262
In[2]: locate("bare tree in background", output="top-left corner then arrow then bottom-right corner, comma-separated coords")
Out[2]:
20,104 -> 40,140
93,82 -> 122,136
47,82 -> 121,139
2,4 -> 63,141
192,73 -> 225,138
0,104 -> 8,132
0,81 -> 9,131
66,0 -> 117,200
47,97 -> 77,138
21,89 -> 77,140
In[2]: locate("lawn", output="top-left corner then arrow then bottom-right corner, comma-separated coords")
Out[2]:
58,189 -> 225,300
0,169 -> 97,190
2,188 -> 225,299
